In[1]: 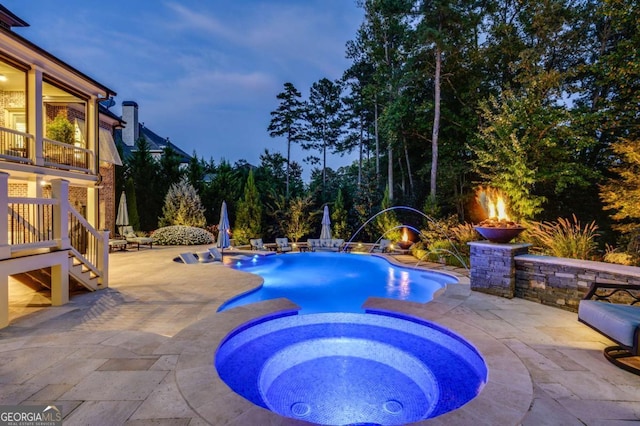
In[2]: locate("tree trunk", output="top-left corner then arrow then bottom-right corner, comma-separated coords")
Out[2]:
430,45 -> 441,200
375,97 -> 380,179
358,111 -> 363,186
388,142 -> 393,202
403,136 -> 413,197
286,135 -> 291,200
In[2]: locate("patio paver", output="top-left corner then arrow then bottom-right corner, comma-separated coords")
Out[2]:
1,246 -> 639,425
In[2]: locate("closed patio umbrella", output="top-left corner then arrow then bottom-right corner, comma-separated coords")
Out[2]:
115,191 -> 129,236
320,205 -> 332,240
217,201 -> 230,259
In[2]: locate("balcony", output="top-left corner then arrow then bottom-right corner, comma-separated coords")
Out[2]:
0,126 -> 94,174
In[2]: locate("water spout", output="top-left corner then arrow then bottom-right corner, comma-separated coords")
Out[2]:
344,206 -> 467,268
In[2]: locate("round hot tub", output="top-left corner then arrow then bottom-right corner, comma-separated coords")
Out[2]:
215,312 -> 487,425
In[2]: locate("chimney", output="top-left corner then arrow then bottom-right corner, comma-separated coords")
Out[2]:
121,101 -> 139,146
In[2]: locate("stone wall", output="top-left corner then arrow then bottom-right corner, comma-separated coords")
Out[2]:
515,255 -> 640,312
468,242 -> 531,298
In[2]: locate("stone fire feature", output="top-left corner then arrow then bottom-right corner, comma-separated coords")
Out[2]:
468,241 -> 531,298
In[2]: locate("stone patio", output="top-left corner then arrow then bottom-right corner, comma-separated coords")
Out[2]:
1,246 -> 639,425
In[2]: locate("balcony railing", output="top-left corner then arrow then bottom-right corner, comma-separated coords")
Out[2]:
43,138 -> 93,173
0,127 -> 34,164
0,126 -> 94,174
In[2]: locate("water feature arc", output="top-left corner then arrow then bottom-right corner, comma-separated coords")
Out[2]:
345,206 -> 468,269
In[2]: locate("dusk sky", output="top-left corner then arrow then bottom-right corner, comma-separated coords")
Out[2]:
5,0 -> 363,179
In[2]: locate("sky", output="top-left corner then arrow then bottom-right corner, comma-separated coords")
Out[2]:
5,0 -> 364,180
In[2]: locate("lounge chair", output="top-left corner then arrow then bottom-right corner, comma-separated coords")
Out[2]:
179,252 -> 199,264
208,247 -> 223,261
578,281 -> 640,375
250,238 -> 266,251
121,226 -> 153,250
275,238 -> 292,253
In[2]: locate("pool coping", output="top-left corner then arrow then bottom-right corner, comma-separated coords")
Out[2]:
172,275 -> 533,425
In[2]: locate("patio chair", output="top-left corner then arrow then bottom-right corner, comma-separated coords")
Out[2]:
250,238 -> 266,251
121,226 -> 154,250
275,238 -> 292,253
372,239 -> 391,253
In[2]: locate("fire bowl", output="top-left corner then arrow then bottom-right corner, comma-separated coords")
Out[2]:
474,226 -> 525,244
395,240 -> 413,250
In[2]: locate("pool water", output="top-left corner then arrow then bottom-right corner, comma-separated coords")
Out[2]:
219,252 -> 458,313
215,312 -> 488,425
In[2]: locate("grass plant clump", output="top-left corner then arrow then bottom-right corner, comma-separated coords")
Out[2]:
525,214 -> 599,260
152,225 -> 214,246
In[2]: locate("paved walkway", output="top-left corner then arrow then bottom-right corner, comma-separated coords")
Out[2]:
1,246 -> 639,425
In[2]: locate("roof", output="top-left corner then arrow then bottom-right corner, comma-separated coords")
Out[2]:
115,124 -> 191,164
0,8 -> 116,97
0,5 -> 29,28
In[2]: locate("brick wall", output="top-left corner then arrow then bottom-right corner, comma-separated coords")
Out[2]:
100,163 -> 115,233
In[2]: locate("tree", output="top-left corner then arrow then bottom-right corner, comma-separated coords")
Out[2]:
157,145 -> 184,196
374,184 -> 402,242
600,138 -> 640,234
233,170 -> 262,244
332,188 -> 349,239
303,78 -> 345,196
126,137 -> 161,231
284,196 -> 313,242
47,112 -> 74,144
124,177 -> 139,232
268,82 -> 307,199
159,177 -> 206,228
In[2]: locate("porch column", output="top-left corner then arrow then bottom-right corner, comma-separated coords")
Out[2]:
98,229 -> 109,288
87,95 -> 98,174
0,274 -> 7,328
51,179 -> 70,250
50,260 -> 69,306
27,175 -> 45,198
86,186 -> 99,229
0,173 -> 9,260
27,66 -> 44,166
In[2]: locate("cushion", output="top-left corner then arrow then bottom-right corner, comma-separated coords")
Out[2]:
579,300 -> 640,348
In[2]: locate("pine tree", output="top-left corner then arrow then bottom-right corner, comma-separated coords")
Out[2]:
159,177 -> 206,228
332,189 -> 349,239
268,82 -> 307,199
233,170 -> 262,244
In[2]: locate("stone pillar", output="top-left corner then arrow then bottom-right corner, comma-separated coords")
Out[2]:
468,241 -> 531,298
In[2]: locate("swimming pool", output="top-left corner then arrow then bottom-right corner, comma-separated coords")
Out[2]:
215,311 -> 488,425
218,252 -> 458,314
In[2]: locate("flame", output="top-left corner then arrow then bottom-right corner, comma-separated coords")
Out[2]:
402,228 -> 409,242
477,187 -> 511,221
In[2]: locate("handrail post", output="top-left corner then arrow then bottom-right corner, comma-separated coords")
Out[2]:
0,172 -> 9,260
98,229 -> 109,287
51,179 -> 70,250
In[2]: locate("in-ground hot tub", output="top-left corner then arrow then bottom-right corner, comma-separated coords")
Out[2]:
215,311 -> 487,425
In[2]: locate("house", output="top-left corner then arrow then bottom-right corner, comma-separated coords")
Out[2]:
0,5 -> 121,327
116,100 -> 191,164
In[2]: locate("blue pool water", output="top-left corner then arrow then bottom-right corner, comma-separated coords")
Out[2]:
219,252 -> 458,313
215,311 -> 488,425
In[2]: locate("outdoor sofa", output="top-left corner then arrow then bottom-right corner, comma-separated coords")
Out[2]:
307,238 -> 345,252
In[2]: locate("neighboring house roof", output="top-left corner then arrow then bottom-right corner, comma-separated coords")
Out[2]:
114,125 -> 191,163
